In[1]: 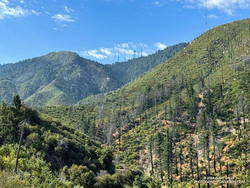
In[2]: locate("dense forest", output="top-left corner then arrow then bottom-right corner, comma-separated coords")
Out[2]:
0,19 -> 250,187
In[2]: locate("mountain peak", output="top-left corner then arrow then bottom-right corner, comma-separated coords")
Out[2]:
47,51 -> 79,58
0,43 -> 186,106
44,51 -> 81,65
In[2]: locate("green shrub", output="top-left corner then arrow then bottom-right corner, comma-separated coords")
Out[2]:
0,171 -> 26,188
61,165 -> 96,187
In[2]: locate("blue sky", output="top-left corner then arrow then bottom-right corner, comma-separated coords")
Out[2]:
0,0 -> 250,64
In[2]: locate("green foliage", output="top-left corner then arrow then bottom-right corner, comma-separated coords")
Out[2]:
0,144 -> 61,187
107,43 -> 187,85
0,171 -> 26,188
93,169 -> 155,188
1,18 -> 250,188
228,137 -> 250,158
71,18 -> 250,187
0,51 -> 120,106
0,104 -> 19,145
61,165 -> 96,187
0,99 -> 157,187
0,44 -> 186,107
97,147 -> 115,174
12,95 -> 22,110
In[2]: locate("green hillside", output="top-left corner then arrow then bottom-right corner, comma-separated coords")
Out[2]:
80,19 -> 250,109
0,44 -> 185,107
42,19 -> 250,187
0,80 -> 17,103
0,51 -> 120,106
106,43 -> 188,85
0,96 -> 160,187
1,18 -> 250,187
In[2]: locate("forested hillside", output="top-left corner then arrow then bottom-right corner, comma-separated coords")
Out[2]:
0,51 -> 120,106
0,96 -> 161,187
41,19 -> 250,187
106,43 -> 187,85
0,44 -> 185,107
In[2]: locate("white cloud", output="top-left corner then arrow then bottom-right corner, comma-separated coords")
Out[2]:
31,9 -> 41,16
115,47 -> 134,55
114,42 -> 149,57
201,0 -> 250,15
178,0 -> 250,15
0,0 -> 27,19
201,0 -> 250,9
141,52 -> 149,56
0,0 -> 41,19
85,50 -> 107,59
207,14 -> 218,18
80,42 -> 165,62
100,48 -> 112,55
155,42 -> 167,50
52,14 -> 75,23
64,6 -> 74,13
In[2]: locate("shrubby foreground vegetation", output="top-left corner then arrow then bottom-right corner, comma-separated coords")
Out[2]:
0,96 -> 159,187
1,19 -> 250,187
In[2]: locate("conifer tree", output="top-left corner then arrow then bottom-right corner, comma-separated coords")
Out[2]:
13,95 -> 22,110
188,139 -> 195,179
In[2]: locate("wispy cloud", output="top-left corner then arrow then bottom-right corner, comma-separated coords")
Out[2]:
64,6 -> 74,13
52,14 -> 75,23
155,42 -> 167,50
176,0 -> 250,15
80,42 -> 166,62
0,0 -> 41,20
85,50 -> 107,59
100,48 -> 112,55
31,9 -> 41,16
0,0 -> 27,19
207,14 -> 218,19
81,42 -> 148,60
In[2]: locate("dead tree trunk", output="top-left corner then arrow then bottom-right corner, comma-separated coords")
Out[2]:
14,122 -> 25,173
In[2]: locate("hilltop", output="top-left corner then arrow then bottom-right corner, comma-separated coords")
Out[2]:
0,51 -> 119,106
0,44 -> 186,106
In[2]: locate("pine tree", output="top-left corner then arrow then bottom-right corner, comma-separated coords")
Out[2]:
195,143 -> 201,188
163,128 -> 174,186
149,135 -> 155,176
155,132 -> 164,182
188,139 -> 195,179
13,95 -> 22,110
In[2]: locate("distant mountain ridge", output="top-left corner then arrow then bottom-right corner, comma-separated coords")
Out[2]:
0,51 -> 120,106
0,43 -> 187,106
107,43 -> 187,84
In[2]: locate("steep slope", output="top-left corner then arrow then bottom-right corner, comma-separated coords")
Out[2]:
0,80 -> 17,103
103,18 -> 250,186
0,101 -> 160,187
106,43 -> 188,84
0,51 -> 120,106
0,43 -> 186,106
81,18 -> 250,108
45,19 -> 250,187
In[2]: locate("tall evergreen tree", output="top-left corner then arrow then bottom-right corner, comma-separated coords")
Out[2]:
13,95 -> 22,110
